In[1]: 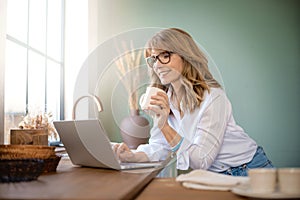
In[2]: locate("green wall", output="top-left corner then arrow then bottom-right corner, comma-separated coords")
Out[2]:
94,0 -> 300,167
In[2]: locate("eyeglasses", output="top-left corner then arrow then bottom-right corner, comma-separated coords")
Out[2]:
146,51 -> 173,68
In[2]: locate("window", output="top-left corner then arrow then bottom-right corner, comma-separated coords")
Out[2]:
4,0 -> 65,143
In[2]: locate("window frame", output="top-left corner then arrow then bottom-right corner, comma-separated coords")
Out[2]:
3,0 -> 65,143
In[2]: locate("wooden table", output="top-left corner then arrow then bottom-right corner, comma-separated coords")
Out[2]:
136,178 -> 248,200
1,157 -> 249,200
0,157 -> 162,200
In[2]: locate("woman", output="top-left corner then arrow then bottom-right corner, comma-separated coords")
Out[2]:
114,28 -> 274,176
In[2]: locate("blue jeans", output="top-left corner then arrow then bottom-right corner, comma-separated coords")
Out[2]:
219,146 -> 274,176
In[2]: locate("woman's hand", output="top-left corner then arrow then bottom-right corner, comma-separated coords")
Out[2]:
146,91 -> 170,129
113,143 -> 135,162
113,143 -> 149,163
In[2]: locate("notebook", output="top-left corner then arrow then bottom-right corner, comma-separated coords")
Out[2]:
53,119 -> 165,170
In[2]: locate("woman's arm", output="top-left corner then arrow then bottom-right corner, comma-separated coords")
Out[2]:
147,91 -> 183,149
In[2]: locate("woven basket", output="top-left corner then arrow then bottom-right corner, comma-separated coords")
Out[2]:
0,159 -> 45,183
43,155 -> 62,173
0,145 -> 61,181
0,145 -> 55,160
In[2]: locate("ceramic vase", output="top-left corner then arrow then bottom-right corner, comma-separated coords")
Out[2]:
120,110 -> 150,149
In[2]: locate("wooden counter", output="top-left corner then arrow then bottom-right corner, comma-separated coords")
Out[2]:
136,178 -> 247,200
0,157 -> 161,200
1,157 -> 250,200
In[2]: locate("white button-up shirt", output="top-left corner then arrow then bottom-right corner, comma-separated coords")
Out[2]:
136,87 -> 257,172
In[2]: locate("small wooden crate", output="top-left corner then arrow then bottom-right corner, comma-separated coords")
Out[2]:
10,129 -> 48,146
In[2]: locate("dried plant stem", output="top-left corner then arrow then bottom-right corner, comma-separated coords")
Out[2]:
115,41 -> 142,111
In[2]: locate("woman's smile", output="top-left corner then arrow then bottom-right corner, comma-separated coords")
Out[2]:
158,69 -> 171,77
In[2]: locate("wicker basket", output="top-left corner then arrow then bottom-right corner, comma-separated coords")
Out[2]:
0,145 -> 61,182
43,155 -> 62,173
0,159 -> 45,183
0,145 -> 55,160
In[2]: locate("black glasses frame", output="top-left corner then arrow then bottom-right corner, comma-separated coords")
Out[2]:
146,51 -> 173,68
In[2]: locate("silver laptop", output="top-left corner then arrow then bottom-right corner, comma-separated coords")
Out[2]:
53,119 -> 165,170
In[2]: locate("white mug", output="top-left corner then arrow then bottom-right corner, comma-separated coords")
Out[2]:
248,168 -> 277,194
139,87 -> 166,116
278,168 -> 300,195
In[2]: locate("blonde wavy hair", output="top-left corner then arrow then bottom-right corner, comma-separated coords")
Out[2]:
144,28 -> 221,112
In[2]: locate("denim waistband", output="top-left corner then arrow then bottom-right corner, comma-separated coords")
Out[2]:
219,146 -> 274,176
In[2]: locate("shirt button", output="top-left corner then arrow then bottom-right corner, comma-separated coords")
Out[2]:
221,166 -> 224,169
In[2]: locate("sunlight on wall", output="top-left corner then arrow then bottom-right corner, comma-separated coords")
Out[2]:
64,0 -> 88,119
0,0 -> 7,144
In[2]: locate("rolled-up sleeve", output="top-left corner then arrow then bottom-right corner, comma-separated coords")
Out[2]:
136,126 -> 170,161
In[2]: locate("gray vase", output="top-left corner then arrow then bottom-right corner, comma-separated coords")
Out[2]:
120,110 -> 150,149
